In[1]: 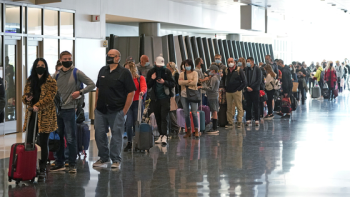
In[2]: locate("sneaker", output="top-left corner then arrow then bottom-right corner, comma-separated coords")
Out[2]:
111,162 -> 120,168
155,135 -> 163,144
246,120 -> 251,126
93,159 -> 110,167
162,136 -> 167,145
124,142 -> 132,152
284,114 -> 291,119
225,124 -> 233,128
50,165 -> 65,172
277,112 -> 284,116
264,114 -> 274,120
255,121 -> 259,126
69,166 -> 77,173
206,129 -> 219,135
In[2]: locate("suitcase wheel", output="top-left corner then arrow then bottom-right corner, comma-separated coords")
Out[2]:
31,177 -> 35,182
15,180 -> 20,185
8,178 -> 12,182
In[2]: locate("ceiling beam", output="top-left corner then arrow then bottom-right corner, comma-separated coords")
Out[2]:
13,0 -> 62,4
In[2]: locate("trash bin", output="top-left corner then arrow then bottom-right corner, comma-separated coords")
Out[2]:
89,90 -> 96,124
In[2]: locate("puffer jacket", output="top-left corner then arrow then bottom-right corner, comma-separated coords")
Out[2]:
314,66 -> 323,82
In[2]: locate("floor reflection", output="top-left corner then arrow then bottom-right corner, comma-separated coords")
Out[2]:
4,93 -> 350,196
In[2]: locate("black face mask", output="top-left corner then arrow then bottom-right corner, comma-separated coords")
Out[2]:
36,67 -> 46,75
106,56 -> 115,64
201,63 -> 204,68
62,61 -> 73,68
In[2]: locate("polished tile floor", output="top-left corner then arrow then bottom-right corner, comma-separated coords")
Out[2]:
1,92 -> 350,197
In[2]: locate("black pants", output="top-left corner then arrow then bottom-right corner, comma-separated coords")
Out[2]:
266,90 -> 275,115
309,78 -> 314,90
327,81 -> 335,99
27,112 -> 50,169
152,98 -> 170,136
245,91 -> 260,121
319,80 -> 324,95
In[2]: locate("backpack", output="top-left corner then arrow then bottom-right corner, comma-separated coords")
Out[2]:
270,77 -> 281,90
55,68 -> 84,90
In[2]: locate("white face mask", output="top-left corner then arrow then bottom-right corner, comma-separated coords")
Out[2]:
228,63 -> 234,68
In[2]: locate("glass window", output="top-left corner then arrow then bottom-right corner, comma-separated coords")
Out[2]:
61,12 -> 74,37
5,5 -> 20,33
44,39 -> 58,74
60,40 -> 73,55
22,7 -> 26,33
44,10 -> 58,36
28,8 -> 42,35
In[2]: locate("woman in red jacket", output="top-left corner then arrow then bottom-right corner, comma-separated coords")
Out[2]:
124,61 -> 147,151
324,62 -> 337,101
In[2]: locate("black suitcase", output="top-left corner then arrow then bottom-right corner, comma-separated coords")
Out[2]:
323,89 -> 330,99
218,104 -> 228,127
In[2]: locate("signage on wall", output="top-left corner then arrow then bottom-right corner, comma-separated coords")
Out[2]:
91,15 -> 100,22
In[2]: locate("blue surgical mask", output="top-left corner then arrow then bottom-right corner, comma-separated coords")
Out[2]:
237,62 -> 242,67
215,60 -> 221,64
185,66 -> 191,71
290,67 -> 292,71
247,62 -> 251,67
145,62 -> 150,67
209,72 -> 214,76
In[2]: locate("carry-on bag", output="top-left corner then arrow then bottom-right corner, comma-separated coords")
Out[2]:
311,82 -> 321,98
134,95 -> 154,152
218,104 -> 228,127
198,105 -> 210,125
281,97 -> 291,113
176,108 -> 186,128
198,111 -> 205,132
8,108 -> 37,184
77,122 -> 90,157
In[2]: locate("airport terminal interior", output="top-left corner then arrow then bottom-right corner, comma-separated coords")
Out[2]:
0,0 -> 349,196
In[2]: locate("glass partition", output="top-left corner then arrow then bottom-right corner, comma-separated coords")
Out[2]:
44,39 -> 58,74
28,7 -> 42,35
44,10 -> 58,36
5,5 -> 20,33
61,12 -> 74,37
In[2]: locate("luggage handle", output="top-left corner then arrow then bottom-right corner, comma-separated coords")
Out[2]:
137,95 -> 142,124
25,107 -> 38,151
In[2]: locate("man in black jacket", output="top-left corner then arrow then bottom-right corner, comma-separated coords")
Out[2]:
222,58 -> 247,128
278,59 -> 293,118
146,56 -> 175,145
245,57 -> 262,126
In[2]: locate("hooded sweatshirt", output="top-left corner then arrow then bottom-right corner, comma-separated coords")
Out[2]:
314,66 -> 323,82
54,66 -> 96,109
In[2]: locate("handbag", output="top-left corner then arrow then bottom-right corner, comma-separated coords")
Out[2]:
184,72 -> 201,103
292,82 -> 299,92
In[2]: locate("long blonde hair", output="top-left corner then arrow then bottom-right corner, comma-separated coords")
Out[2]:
265,64 -> 276,78
168,62 -> 178,76
125,61 -> 139,78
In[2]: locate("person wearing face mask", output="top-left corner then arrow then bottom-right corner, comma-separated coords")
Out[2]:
22,58 -> 57,182
136,55 -> 152,79
324,62 -> 337,101
244,57 -> 262,126
147,56 -> 175,145
237,57 -> 246,70
195,58 -> 208,105
265,55 -> 279,79
51,51 -> 95,173
335,61 -> 344,93
178,59 -> 200,138
295,62 -> 307,105
93,49 -> 135,169
199,65 -> 220,134
222,58 -> 247,128
277,59 -> 293,118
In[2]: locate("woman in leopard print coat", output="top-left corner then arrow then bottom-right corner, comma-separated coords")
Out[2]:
22,58 -> 57,182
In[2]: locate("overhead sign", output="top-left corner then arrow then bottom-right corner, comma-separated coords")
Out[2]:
92,15 -> 100,22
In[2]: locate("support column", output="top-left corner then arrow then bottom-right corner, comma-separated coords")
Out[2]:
226,34 -> 241,41
139,22 -> 160,37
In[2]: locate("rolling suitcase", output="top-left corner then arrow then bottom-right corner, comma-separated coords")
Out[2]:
199,105 -> 210,125
134,95 -> 154,152
198,111 -> 205,132
311,85 -> 321,98
176,108 -> 186,128
218,104 -> 228,127
8,108 -> 37,184
77,123 -> 90,157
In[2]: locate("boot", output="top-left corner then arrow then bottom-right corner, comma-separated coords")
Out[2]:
194,128 -> 200,138
38,160 -> 47,182
183,128 -> 192,138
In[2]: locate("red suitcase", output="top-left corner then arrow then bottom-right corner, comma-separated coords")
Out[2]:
8,109 -> 37,184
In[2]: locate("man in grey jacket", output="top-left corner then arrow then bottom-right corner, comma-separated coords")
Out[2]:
51,51 -> 95,173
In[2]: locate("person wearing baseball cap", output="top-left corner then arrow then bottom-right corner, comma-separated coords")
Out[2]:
199,64 -> 221,134
146,56 -> 175,145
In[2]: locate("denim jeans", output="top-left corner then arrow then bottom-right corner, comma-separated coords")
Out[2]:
126,101 -> 139,142
56,109 -> 77,166
95,109 -> 126,163
181,97 -> 199,128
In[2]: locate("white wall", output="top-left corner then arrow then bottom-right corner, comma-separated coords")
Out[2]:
106,23 -> 138,37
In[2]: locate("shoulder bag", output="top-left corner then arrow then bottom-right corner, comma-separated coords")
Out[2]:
184,72 -> 201,103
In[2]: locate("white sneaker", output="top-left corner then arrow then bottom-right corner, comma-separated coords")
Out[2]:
255,121 -> 259,126
246,120 -> 251,126
155,135 -> 163,144
162,136 -> 167,145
